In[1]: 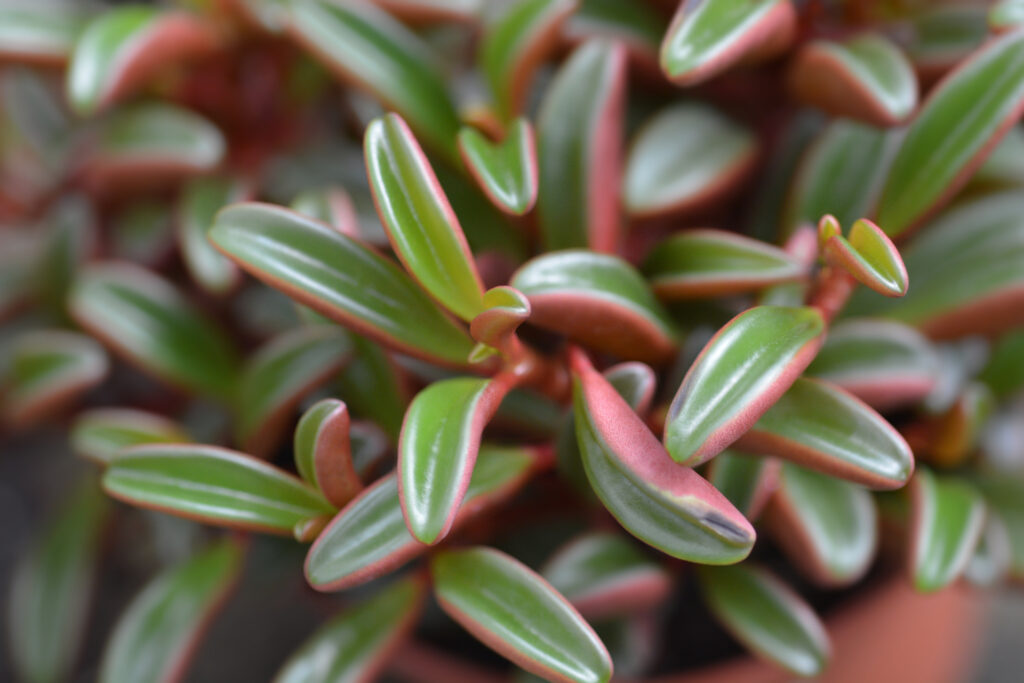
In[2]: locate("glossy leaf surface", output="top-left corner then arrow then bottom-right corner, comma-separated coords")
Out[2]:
104,444 -> 334,534
458,118 -> 538,216
432,547 -> 612,683
664,306 -> 825,467
823,219 -> 908,297
177,176 -> 244,294
294,399 -> 362,508
71,408 -> 188,465
209,203 -> 476,366
910,467 -> 986,592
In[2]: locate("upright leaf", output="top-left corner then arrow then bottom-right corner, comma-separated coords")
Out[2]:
71,408 -> 189,465
177,175 -> 246,295
910,467 -> 986,592
823,218 -> 908,297
458,118 -> 538,216
432,547 -> 613,683
294,399 -> 362,508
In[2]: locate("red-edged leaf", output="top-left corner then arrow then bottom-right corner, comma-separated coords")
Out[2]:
294,399 -> 362,509
824,219 -> 909,297
458,118 -> 539,216
470,285 -> 531,353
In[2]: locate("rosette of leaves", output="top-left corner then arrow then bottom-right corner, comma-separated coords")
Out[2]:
3,1 -> 1024,682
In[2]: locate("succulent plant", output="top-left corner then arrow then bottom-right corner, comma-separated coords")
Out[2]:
4,0 -> 1024,681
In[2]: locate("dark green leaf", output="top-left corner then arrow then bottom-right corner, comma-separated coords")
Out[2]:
337,333 -> 409,440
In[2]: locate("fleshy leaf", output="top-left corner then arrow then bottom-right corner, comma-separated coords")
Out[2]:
910,467 -> 986,592
664,305 -> 825,467
537,39 -> 625,252
285,0 -> 460,160
660,0 -> 795,86
294,399 -> 362,508
67,6 -> 218,115
98,541 -> 243,683
68,262 -> 239,399
824,219 -> 908,297
399,375 -> 513,544
177,175 -> 246,295
71,408 -> 189,465
542,532 -> 671,619
788,34 -> 917,126
877,29 -> 1024,237
643,229 -> 804,299
2,330 -> 108,425
767,463 -> 877,586
235,326 -> 352,456
458,118 -> 538,216
431,547 -> 613,683
706,450 -> 779,520
365,113 -> 485,321
103,444 -> 335,534
697,564 -> 830,677
306,445 -> 536,591
275,576 -> 426,683
0,5 -> 85,65
471,285 -> 531,352
511,250 -> 677,363
572,349 -> 756,564
624,104 -> 756,218
480,0 -> 578,119
209,203 -> 477,366
8,482 -> 108,683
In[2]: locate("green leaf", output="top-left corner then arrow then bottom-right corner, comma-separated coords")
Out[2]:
103,444 -> 334,534
542,532 -> 670,619
306,445 -> 536,591
697,564 -> 830,677
971,124 -> 1024,187
564,0 -> 662,62
2,330 -> 107,425
624,104 -> 756,218
99,541 -> 243,683
643,229 -> 803,299
806,319 -> 937,409
877,29 -> 1024,237
71,408 -> 189,465
471,285 -> 531,351
337,333 -> 409,440
664,305 -> 825,467
706,450 -> 778,520
572,350 -> 756,564
0,4 -> 85,64
236,326 -> 351,455
976,474 -> 1024,579
511,250 -> 677,363
660,0 -> 794,85
8,482 -> 108,683
399,375 -> 512,544
537,39 -> 626,252
789,34 -> 917,126
768,463 -> 877,586
991,0 -> 1024,32
431,547 -> 613,683
365,113 -> 485,321
35,196 -> 95,317
209,202 -> 477,366
275,576 -> 426,683
177,176 -> 246,295
294,399 -> 362,508
285,0 -> 460,160
68,262 -> 239,399
458,118 -> 538,216
738,377 -> 913,489
910,468 -> 986,592
824,218 -> 908,297
67,7 -> 217,115
480,0 -> 578,118
979,327 -> 1024,398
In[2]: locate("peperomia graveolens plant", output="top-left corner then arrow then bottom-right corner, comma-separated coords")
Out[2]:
3,0 -> 1024,681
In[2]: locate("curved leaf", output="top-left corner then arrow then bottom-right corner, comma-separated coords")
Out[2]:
788,34 -> 917,126
471,285 -> 531,352
285,0 -> 459,160
275,576 -> 426,683
67,7 -> 218,115
660,0 -> 795,86
236,326 -> 352,456
2,330 -> 108,425
99,541 -> 243,683
177,176 -> 246,295
399,374 -> 513,544
706,450 -> 779,520
877,29 -> 1024,237
664,305 -> 825,467
697,564 -> 830,677
537,39 -> 626,252
643,229 -> 803,299
209,203 -> 477,366
68,262 -> 239,399
823,218 -> 908,297
458,118 -> 538,216
294,399 -> 362,508
306,445 -> 536,591
365,113 -> 485,321
511,250 -> 677,363
572,349 -> 756,564
624,105 -> 756,218
71,408 -> 188,465
0,5 -> 84,64
542,532 -> 670,619
910,467 -> 986,592
431,546 -> 612,683
103,444 -> 334,534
